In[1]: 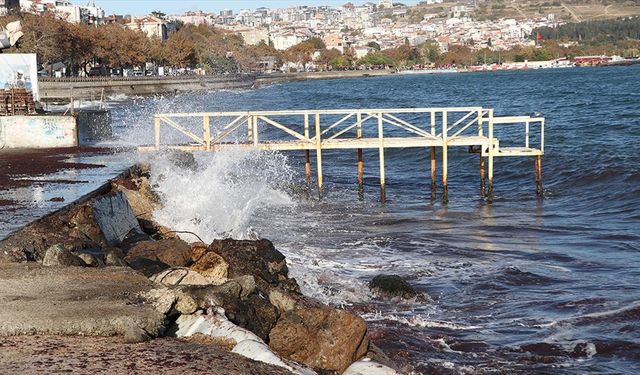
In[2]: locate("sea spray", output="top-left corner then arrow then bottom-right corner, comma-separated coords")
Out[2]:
145,149 -> 296,242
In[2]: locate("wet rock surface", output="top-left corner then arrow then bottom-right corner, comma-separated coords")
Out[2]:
269,305 -> 370,373
212,238 -> 290,292
369,274 -> 418,300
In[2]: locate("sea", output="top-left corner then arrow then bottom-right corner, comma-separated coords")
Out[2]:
5,66 -> 640,373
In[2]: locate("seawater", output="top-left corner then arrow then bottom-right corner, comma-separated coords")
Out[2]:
107,66 -> 640,373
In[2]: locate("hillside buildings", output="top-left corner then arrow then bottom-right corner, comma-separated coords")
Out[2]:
19,0 -> 104,24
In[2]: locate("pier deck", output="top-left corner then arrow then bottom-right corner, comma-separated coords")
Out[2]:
139,107 -> 545,202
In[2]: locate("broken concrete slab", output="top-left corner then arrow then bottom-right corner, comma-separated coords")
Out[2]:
0,263 -> 164,338
92,190 -> 144,247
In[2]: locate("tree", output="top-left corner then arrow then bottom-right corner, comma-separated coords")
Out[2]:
317,48 -> 342,69
284,40 -> 318,67
367,41 -> 381,51
417,40 -> 440,63
437,45 -> 473,67
356,52 -> 394,67
164,29 -> 197,67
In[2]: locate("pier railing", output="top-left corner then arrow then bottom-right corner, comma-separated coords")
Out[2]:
145,107 -> 545,202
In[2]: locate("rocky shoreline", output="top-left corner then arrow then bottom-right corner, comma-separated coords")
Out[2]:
0,163 -> 399,374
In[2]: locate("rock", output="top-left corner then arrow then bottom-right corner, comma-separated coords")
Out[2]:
68,205 -> 107,247
235,275 -> 257,299
123,325 -> 151,344
105,250 -> 128,267
128,257 -> 170,277
269,306 -> 369,373
150,267 -> 210,287
42,244 -> 86,267
119,229 -> 153,251
179,280 -> 244,311
368,274 -> 418,300
125,239 -> 192,267
268,288 -> 298,313
114,176 -> 159,221
139,288 -> 177,316
211,239 -> 289,292
189,251 -> 229,284
174,290 -> 199,315
223,292 -> 280,342
139,286 -> 198,315
190,242 -> 209,262
76,252 -> 104,267
91,191 -> 145,247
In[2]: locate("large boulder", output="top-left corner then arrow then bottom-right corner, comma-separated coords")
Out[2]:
127,257 -> 170,277
42,244 -> 86,267
211,239 -> 289,292
223,292 -> 280,342
269,304 -> 370,373
125,239 -> 192,267
368,275 -> 418,300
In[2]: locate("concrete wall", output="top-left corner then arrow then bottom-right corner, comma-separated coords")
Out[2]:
76,110 -> 112,144
0,115 -> 77,149
255,70 -> 393,86
39,75 -> 256,101
39,71 -> 394,101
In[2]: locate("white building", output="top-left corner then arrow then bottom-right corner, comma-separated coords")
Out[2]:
20,0 -> 104,24
378,0 -> 393,9
125,16 -> 168,41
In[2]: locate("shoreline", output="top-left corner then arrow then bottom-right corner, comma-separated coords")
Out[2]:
39,64 -> 639,102
39,70 -> 394,101
0,162 -> 402,374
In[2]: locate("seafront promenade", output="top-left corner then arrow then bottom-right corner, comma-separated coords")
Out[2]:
38,70 -> 393,101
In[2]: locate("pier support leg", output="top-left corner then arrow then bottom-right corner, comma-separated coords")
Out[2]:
535,155 -> 543,197
442,144 -> 448,204
154,117 -> 161,151
480,155 -> 486,198
378,113 -> 386,203
358,148 -> 364,198
305,150 -> 311,189
315,114 -> 323,198
357,112 -> 364,199
430,147 -> 437,200
487,110 -> 495,203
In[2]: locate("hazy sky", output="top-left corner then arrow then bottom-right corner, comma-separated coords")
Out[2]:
82,1 -> 420,16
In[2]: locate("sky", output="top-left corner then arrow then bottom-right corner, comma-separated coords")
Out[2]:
78,0 -> 419,16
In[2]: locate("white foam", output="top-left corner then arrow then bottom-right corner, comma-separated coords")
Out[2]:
362,311 -> 481,330
146,149 -> 295,242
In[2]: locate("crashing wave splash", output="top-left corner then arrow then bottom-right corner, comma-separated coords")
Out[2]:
145,149 -> 295,243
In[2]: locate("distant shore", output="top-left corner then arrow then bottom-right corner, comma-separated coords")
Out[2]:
39,70 -> 394,102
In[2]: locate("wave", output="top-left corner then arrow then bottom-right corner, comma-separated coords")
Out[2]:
144,149 -> 295,242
